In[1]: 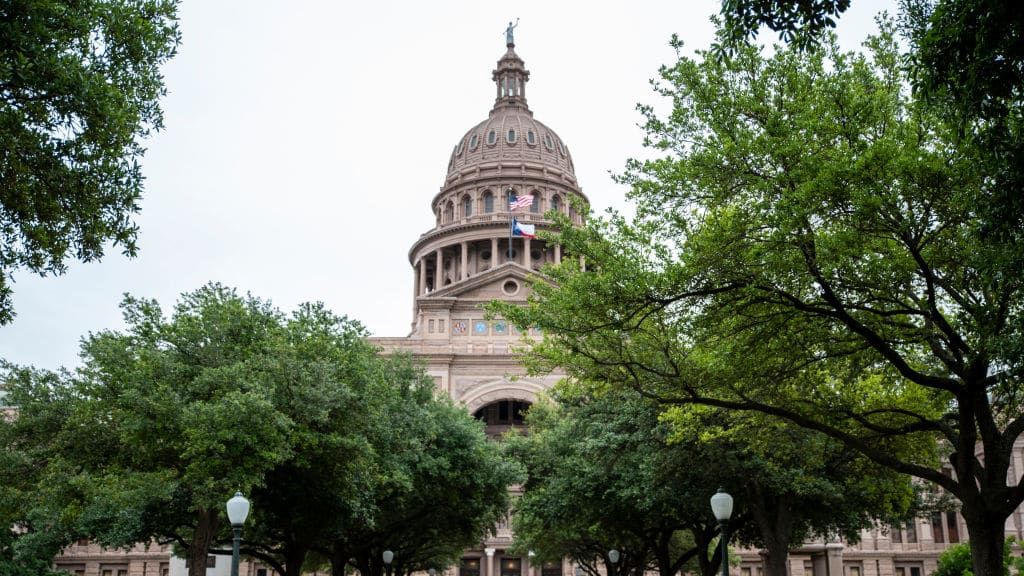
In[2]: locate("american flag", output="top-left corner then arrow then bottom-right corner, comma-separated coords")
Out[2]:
508,194 -> 534,210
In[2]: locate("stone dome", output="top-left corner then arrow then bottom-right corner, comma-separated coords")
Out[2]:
444,45 -> 575,179
447,110 -> 575,177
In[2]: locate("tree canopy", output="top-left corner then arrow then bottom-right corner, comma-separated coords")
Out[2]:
498,18 -> 1018,576
1,284 -> 513,576
0,0 -> 180,324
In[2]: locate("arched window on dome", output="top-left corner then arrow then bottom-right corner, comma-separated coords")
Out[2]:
483,190 -> 494,213
462,194 -> 473,218
505,188 -> 516,208
551,194 -> 562,214
530,190 -> 540,213
445,201 -> 454,223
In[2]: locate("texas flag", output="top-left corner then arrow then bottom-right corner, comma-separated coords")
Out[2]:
512,218 -> 536,239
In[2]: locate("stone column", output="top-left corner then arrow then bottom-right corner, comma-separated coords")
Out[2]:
826,544 -> 844,576
419,259 -> 428,294
491,237 -> 499,267
485,549 -> 496,576
461,241 -> 469,281
554,243 -> 561,265
435,248 -> 444,287
523,238 -> 531,269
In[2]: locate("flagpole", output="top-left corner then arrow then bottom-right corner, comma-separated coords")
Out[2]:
507,187 -> 514,262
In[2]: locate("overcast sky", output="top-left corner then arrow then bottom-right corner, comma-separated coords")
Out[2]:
0,0 -> 898,371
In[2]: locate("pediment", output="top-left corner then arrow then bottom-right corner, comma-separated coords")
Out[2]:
419,262 -> 552,302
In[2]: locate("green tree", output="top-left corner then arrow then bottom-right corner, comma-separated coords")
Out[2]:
500,385 -> 916,576
323,386 -> 518,576
717,0 -> 1024,242
213,303 -> 379,576
0,0 -> 180,324
499,20 -> 1020,576
505,391 -> 728,576
2,285 -> 298,576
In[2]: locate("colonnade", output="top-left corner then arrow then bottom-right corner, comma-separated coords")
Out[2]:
414,237 -> 562,296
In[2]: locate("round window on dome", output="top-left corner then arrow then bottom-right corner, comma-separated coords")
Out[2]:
487,130 -> 497,145
527,131 -> 536,145
469,134 -> 479,150
543,134 -> 554,150
507,129 -> 516,144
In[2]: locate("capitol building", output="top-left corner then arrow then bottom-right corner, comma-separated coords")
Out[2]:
50,29 -> 1019,576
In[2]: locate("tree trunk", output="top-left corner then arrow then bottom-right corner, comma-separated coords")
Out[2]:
746,482 -> 794,576
187,508 -> 219,576
964,512 -> 1006,576
329,544 -> 350,576
284,543 -> 309,576
761,547 -> 789,576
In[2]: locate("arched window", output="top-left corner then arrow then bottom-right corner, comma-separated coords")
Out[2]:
505,188 -> 516,207
445,201 -> 454,223
474,400 -> 531,426
530,191 -> 540,213
483,190 -> 494,213
551,194 -> 561,213
462,195 -> 472,217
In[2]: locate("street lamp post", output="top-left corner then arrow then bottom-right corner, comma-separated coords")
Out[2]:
608,550 -> 620,576
226,492 -> 251,576
383,550 -> 394,576
710,489 -> 734,576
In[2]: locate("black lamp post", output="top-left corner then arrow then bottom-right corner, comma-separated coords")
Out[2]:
710,488 -> 734,576
383,550 -> 394,576
608,550 -> 620,576
226,492 -> 251,576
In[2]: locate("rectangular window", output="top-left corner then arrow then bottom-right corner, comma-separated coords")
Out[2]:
741,568 -> 752,576
895,564 -> 923,576
932,513 -> 945,543
947,512 -> 960,543
439,319 -> 446,333
541,562 -> 561,576
257,570 -> 268,576
460,558 -> 481,576
891,525 -> 902,543
501,558 -> 521,576
428,319 -> 435,333
905,521 -> 918,543
846,565 -> 862,576
207,556 -> 217,568
804,562 -> 814,576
